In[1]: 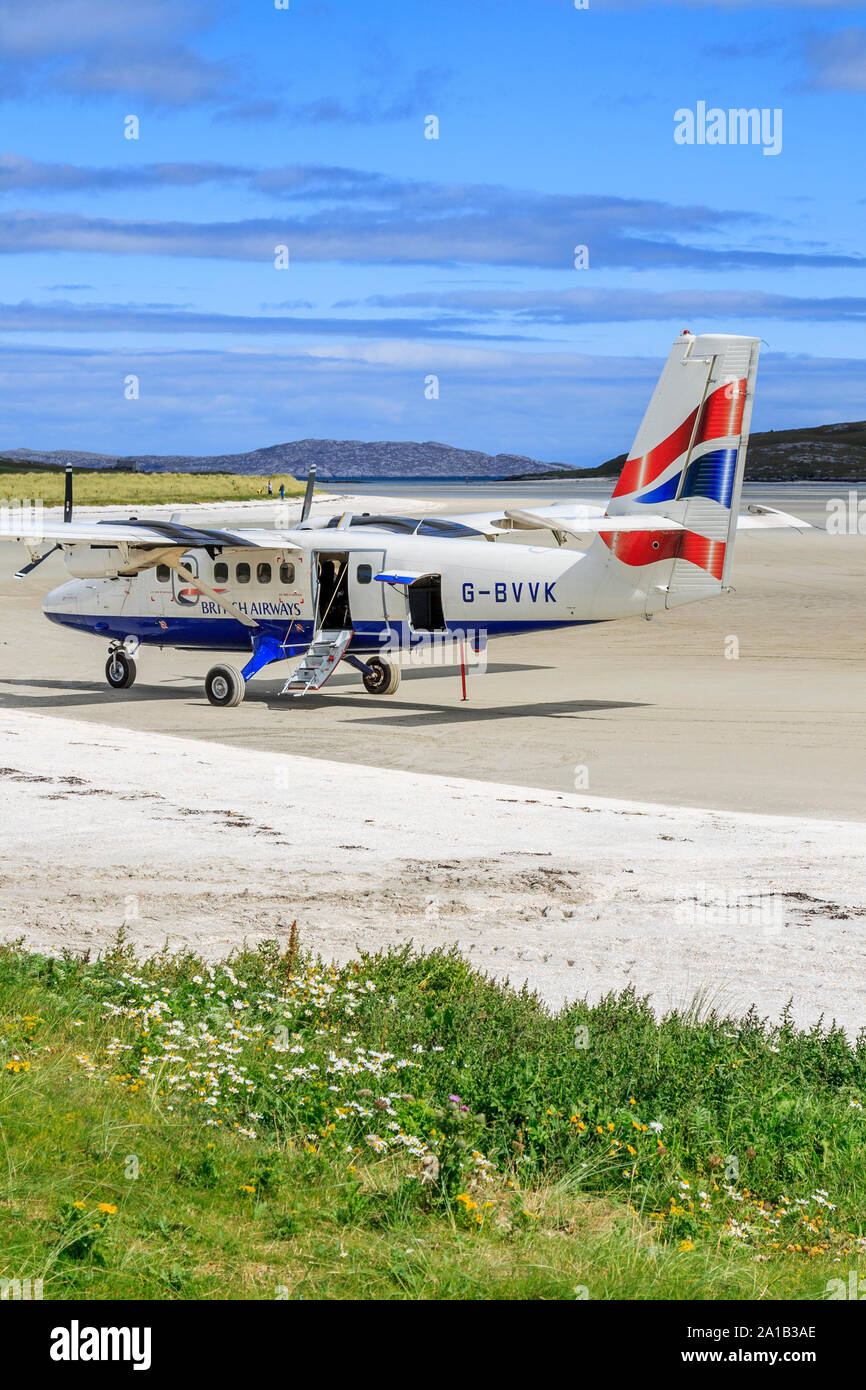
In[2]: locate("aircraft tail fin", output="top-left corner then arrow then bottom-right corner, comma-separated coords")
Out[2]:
601,331 -> 760,605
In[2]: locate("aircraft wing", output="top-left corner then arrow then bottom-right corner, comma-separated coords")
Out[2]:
0,516 -> 263,547
502,508 -> 685,536
441,501 -> 608,534
442,500 -> 811,538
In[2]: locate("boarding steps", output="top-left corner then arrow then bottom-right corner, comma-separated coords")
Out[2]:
281,628 -> 353,697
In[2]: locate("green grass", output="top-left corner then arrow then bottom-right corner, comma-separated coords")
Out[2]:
1,936 -> 863,1300
0,468 -> 305,507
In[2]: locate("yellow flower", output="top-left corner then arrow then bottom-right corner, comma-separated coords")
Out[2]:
629,1098 -> 636,1105
607,1122 -> 615,1131
73,1200 -> 86,1210
678,1239 -> 695,1252
97,1203 -> 117,1215
239,1184 -> 255,1194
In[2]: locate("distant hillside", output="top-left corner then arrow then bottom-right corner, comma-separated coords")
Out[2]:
0,440 -> 568,480
6,421 -> 866,482
514,421 -> 866,483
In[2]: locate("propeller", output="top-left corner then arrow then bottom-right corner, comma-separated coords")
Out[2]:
300,462 -> 316,523
15,465 -> 72,577
15,544 -> 60,579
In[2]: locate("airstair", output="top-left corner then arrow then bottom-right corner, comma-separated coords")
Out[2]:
281,629 -> 353,697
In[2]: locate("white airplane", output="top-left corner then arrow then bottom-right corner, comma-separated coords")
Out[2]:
0,332 -> 808,706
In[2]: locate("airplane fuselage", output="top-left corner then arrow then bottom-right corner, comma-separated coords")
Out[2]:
42,524 -> 642,657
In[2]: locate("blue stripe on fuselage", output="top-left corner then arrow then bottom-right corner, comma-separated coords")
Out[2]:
44,610 -> 596,652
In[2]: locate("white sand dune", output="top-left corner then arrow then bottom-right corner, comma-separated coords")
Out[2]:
1,708 -> 863,1034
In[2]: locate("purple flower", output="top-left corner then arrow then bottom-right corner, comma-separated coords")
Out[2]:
448,1094 -> 461,1104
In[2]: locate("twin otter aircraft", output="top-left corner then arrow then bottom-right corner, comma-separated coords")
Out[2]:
1,333 -> 808,707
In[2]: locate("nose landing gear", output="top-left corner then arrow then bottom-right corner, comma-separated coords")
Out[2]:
105,640 -> 138,690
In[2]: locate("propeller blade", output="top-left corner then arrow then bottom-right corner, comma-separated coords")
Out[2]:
63,465 -> 73,523
14,543 -> 60,579
300,463 -> 316,522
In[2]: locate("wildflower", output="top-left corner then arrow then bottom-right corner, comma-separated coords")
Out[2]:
678,1239 -> 695,1252
73,1201 -> 86,1210
239,1184 -> 255,1194
97,1203 -> 117,1214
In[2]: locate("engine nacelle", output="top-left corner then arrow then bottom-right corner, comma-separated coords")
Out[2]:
64,543 -> 125,579
63,543 -> 167,579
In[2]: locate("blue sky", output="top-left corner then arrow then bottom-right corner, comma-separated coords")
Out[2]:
2,0 -> 866,466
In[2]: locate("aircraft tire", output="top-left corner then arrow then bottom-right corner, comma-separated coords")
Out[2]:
362,657 -> 401,695
205,664 -> 245,708
105,651 -> 137,690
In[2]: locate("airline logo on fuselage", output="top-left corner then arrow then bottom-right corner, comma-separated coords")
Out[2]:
200,599 -> 302,618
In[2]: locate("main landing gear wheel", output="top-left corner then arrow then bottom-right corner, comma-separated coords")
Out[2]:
362,657 -> 401,695
105,650 -> 137,690
205,663 -> 244,708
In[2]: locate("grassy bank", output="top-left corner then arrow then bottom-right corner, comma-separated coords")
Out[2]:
0,466 -> 304,507
1,937 -> 863,1300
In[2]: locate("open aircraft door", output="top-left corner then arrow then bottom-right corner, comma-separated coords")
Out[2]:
347,549 -> 405,633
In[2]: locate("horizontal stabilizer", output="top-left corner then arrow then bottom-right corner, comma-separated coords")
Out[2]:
737,505 -> 812,531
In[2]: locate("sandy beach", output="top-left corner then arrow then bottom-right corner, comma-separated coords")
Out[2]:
1,487 -> 863,1034
1,707 -> 864,1032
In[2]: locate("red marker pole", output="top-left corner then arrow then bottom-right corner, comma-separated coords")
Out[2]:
459,640 -> 468,701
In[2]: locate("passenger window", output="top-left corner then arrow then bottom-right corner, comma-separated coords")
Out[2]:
214,561 -> 228,583
155,564 -> 171,584
357,564 -> 372,584
257,562 -> 272,584
236,562 -> 251,584
280,562 -> 295,585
